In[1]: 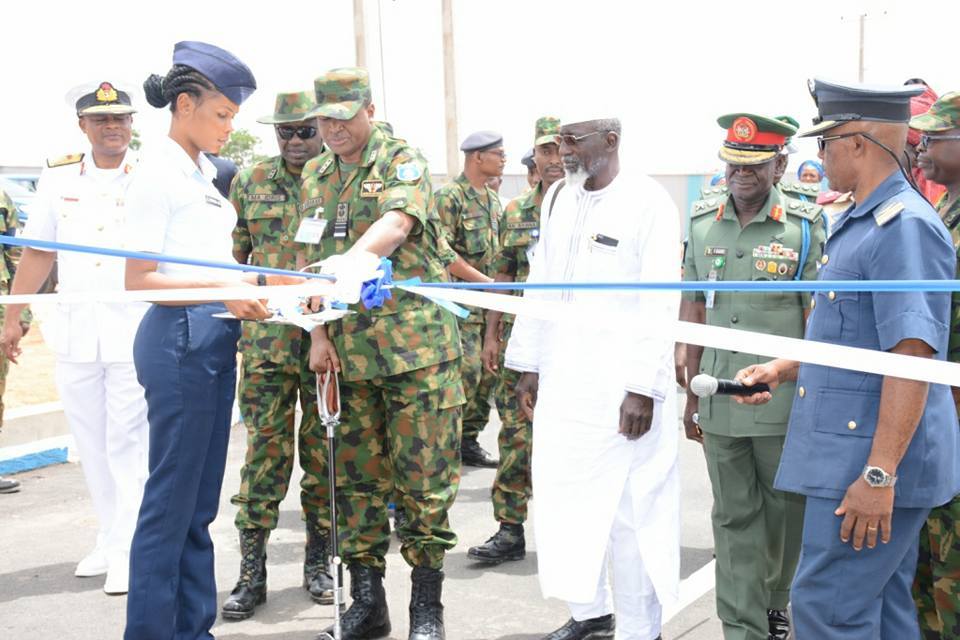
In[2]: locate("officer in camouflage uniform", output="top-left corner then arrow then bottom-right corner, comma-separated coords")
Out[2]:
221,91 -> 332,620
296,67 -> 463,640
0,190 -> 29,494
910,91 -> 960,640
682,114 -> 825,640
434,131 -> 506,469
468,116 -> 563,565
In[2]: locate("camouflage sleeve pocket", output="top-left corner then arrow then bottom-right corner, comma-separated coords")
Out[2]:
380,185 -> 427,230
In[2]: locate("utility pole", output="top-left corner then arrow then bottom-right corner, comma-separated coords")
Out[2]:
354,0 -> 367,68
441,0 -> 459,179
858,13 -> 865,82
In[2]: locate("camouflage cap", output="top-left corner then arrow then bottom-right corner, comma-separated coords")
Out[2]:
534,116 -> 561,146
257,91 -> 317,125
310,67 -> 372,120
717,113 -> 797,166
909,92 -> 960,132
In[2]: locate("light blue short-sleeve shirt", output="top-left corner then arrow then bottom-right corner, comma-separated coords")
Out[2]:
125,136 -> 239,281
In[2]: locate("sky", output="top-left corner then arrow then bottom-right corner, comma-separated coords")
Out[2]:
2,0 -> 958,176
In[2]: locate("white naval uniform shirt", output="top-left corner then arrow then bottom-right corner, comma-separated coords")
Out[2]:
124,136 -> 239,281
24,150 -> 147,363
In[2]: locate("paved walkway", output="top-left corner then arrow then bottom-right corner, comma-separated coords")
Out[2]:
0,410 -> 723,639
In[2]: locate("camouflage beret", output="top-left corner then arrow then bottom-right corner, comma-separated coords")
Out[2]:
310,67 -> 372,120
257,91 -> 317,125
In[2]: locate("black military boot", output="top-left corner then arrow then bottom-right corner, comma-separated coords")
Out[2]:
221,528 -> 268,620
467,522 -> 525,564
304,517 -> 335,604
768,609 -> 790,640
409,567 -> 445,640
460,436 -> 498,468
541,614 -> 615,640
318,564 -> 391,640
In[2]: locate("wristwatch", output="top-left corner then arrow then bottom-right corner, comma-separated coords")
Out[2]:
256,273 -> 267,286
862,465 -> 897,488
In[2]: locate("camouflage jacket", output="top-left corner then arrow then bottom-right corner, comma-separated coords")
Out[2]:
937,193 -> 960,368
492,181 -> 545,324
0,189 -> 19,285
295,126 -> 460,382
230,155 -> 305,362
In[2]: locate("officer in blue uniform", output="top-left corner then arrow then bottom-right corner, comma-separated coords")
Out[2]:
735,78 -> 960,639
121,42 -> 269,640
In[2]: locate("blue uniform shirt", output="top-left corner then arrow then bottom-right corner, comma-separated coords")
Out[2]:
776,171 -> 960,508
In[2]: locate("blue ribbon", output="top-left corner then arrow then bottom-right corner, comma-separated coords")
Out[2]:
4,234 -> 960,294
360,258 -> 394,309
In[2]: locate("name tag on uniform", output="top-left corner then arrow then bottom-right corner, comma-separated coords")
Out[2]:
334,203 -> 349,238
205,195 -> 222,208
360,180 -> 384,198
244,193 -> 287,203
294,217 -> 327,244
705,269 -> 719,309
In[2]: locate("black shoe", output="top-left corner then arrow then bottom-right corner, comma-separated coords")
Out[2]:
319,564 -> 391,640
221,528 -> 268,620
0,477 -> 20,494
467,523 -> 525,564
304,516 -> 334,605
768,609 -> 790,640
394,506 -> 409,540
542,615 -> 615,640
460,437 -> 498,468
409,567 -> 444,640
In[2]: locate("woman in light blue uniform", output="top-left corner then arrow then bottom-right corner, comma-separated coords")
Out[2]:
121,41 -> 275,640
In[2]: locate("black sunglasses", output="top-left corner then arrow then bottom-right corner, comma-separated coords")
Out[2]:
277,125 -> 318,140
817,132 -> 860,152
920,133 -> 960,148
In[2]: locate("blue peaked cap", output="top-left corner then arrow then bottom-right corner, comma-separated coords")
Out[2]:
173,41 -> 256,106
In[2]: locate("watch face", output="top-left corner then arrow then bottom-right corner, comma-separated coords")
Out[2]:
866,468 -> 886,486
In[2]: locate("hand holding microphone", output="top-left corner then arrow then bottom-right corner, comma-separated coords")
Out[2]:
689,374 -> 771,398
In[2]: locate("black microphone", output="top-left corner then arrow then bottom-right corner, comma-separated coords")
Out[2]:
689,374 -> 770,398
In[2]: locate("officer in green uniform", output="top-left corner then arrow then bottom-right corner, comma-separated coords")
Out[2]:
434,131 -> 505,469
681,113 -> 825,640
468,116 -> 563,565
910,90 -> 960,640
296,67 -> 464,640
0,190 -> 29,494
220,91 -> 332,619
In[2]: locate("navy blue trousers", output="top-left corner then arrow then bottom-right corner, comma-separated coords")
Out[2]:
124,304 -> 240,640
792,495 -> 930,640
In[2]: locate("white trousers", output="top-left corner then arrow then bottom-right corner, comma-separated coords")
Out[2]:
567,478 -> 662,640
56,359 -> 148,560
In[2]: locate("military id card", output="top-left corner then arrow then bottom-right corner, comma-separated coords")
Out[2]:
294,217 -> 327,244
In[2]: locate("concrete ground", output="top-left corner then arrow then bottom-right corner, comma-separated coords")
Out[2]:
0,407 -> 723,640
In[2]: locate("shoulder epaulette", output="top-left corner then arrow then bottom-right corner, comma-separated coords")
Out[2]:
690,194 -> 727,219
783,196 -> 824,222
779,179 -> 821,200
699,184 -> 729,199
46,153 -> 84,168
874,201 -> 905,226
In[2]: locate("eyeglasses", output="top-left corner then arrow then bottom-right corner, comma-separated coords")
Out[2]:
276,125 -> 318,140
559,130 -> 609,146
817,132 -> 860,152
481,149 -> 507,159
920,133 -> 960,148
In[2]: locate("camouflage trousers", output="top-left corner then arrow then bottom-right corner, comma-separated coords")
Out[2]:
914,494 -> 960,639
230,338 -> 330,531
337,359 -> 465,571
459,320 -> 497,441
491,321 -> 532,524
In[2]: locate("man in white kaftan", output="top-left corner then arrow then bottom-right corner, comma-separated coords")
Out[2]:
505,117 -> 681,640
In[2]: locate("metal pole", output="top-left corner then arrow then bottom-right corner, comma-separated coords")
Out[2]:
316,370 -> 344,640
441,0 -> 460,179
354,0 -> 367,68
858,13 -> 865,82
